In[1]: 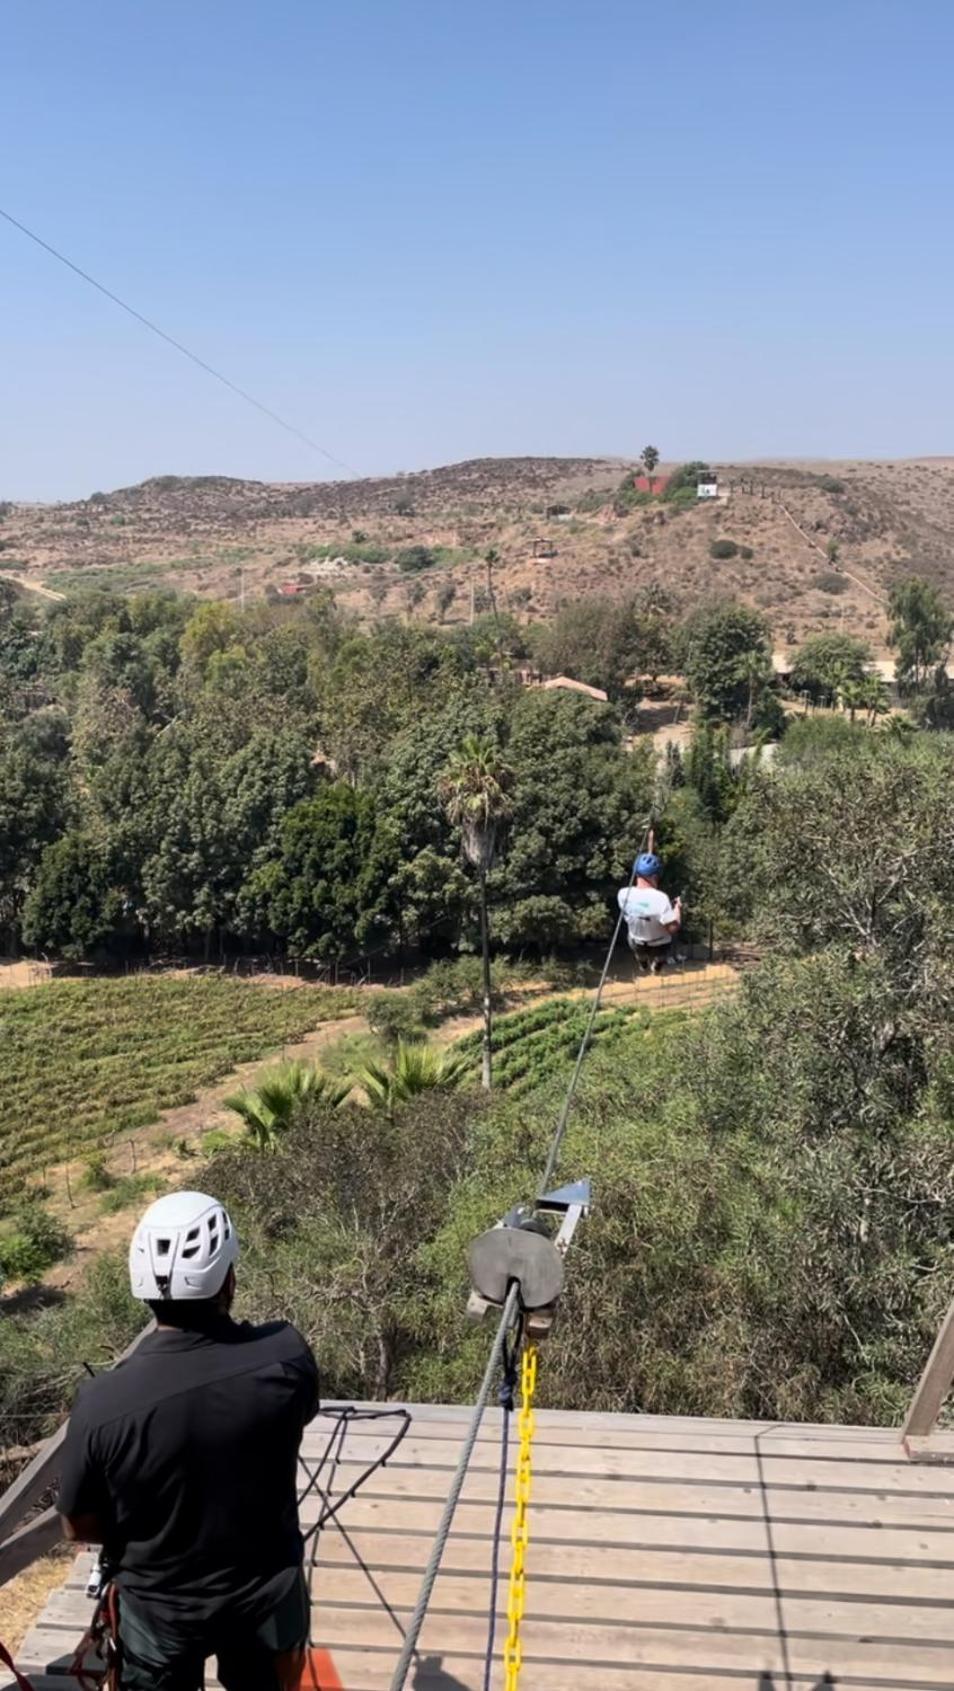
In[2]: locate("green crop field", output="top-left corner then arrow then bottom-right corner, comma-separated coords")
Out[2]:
0,975 -> 356,1190
452,996 -> 689,1094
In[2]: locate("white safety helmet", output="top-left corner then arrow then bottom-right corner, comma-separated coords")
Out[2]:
129,1191 -> 238,1302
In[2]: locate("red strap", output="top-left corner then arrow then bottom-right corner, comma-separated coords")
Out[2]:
0,1638 -> 36,1691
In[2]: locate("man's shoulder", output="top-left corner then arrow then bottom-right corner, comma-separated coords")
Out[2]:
229,1319 -> 317,1370
68,1364 -> 138,1433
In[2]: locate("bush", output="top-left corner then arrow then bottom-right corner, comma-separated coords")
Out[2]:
366,992 -> 428,1046
98,1174 -> 165,1215
813,571 -> 848,594
739,545 -> 754,561
709,540 -> 739,560
0,1253 -> 141,1447
396,545 -> 437,574
0,1205 -> 73,1288
819,476 -> 846,494
82,1155 -> 116,1193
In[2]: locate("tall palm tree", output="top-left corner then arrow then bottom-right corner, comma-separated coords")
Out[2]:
439,736 -> 514,1089
640,444 -> 660,490
740,649 -> 771,732
224,1061 -> 349,1150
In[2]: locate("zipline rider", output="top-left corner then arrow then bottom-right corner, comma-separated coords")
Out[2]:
57,1191 -> 319,1691
618,851 -> 682,974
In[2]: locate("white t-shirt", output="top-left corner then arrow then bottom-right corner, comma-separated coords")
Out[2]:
618,885 -> 676,947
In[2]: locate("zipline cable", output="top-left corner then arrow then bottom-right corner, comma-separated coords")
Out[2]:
0,204 -> 358,477
537,841 -> 644,1199
388,816 -> 655,1689
387,1282 -> 520,1691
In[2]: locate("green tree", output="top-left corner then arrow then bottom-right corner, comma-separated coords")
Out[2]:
240,782 -> 395,960
888,576 -> 952,693
530,594 -> 672,698
790,633 -> 873,706
440,735 -> 514,1088
22,831 -> 125,959
493,690 -> 654,948
0,730 -> 71,949
640,444 -> 660,485
678,601 -> 773,722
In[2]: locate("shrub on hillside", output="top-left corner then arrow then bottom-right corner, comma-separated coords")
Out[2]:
397,544 -> 437,573
813,570 -> 848,594
709,540 -> 739,560
0,1205 -> 73,1289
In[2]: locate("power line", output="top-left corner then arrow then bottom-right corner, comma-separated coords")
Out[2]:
0,204 -> 358,477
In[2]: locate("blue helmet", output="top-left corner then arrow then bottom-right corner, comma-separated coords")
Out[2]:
635,852 -> 661,877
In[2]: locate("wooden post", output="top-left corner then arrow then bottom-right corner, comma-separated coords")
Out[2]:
902,1295 -> 954,1444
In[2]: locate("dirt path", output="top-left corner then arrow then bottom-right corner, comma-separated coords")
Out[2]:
0,570 -> 65,602
0,960 -> 53,990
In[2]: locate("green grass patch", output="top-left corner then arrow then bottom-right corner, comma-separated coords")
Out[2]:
451,997 -> 689,1094
0,976 -> 357,1186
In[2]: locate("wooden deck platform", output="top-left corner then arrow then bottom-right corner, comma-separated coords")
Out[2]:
7,1402 -> 954,1689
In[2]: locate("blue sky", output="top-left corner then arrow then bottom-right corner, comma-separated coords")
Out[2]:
2,0 -> 952,498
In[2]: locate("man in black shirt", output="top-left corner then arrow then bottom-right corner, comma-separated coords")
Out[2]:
58,1191 -> 319,1691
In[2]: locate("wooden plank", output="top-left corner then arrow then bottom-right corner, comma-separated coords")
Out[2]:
904,1430 -> 954,1467
303,1421 -> 911,1466
297,1466 -> 954,1528
0,1506 -> 61,1587
300,1435 -> 954,1495
320,1494 -> 954,1563
309,1403 -> 906,1448
316,1400 -> 901,1442
305,1565 -> 954,1644
293,1526 -> 954,1601
300,1605 -> 954,1684
903,1295 -> 954,1440
216,1648 -> 952,1691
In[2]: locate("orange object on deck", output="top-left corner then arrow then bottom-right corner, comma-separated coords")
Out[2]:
299,1645 -> 344,1689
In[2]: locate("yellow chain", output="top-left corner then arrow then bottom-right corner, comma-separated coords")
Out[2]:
502,1342 -> 537,1691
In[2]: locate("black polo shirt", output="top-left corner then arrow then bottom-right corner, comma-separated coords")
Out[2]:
58,1317 -> 319,1624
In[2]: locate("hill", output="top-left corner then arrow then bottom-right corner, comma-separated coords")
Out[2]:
5,454 -> 954,648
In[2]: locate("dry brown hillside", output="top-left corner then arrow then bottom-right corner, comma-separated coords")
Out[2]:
4,455 -> 954,651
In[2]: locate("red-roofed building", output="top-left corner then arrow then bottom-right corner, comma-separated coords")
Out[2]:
633,474 -> 669,495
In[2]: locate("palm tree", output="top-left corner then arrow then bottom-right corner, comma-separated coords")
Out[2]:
837,677 -> 867,725
640,444 -> 661,491
860,674 -> 888,727
224,1061 -> 349,1150
439,736 -> 514,1089
357,1040 -> 470,1113
740,649 -> 771,732
484,548 -> 504,665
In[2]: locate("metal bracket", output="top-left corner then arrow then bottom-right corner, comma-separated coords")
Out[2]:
465,1177 -> 591,1339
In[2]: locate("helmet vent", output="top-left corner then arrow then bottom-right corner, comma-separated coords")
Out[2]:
185,1226 -> 200,1243
156,1238 -> 171,1257
181,1244 -> 200,1259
